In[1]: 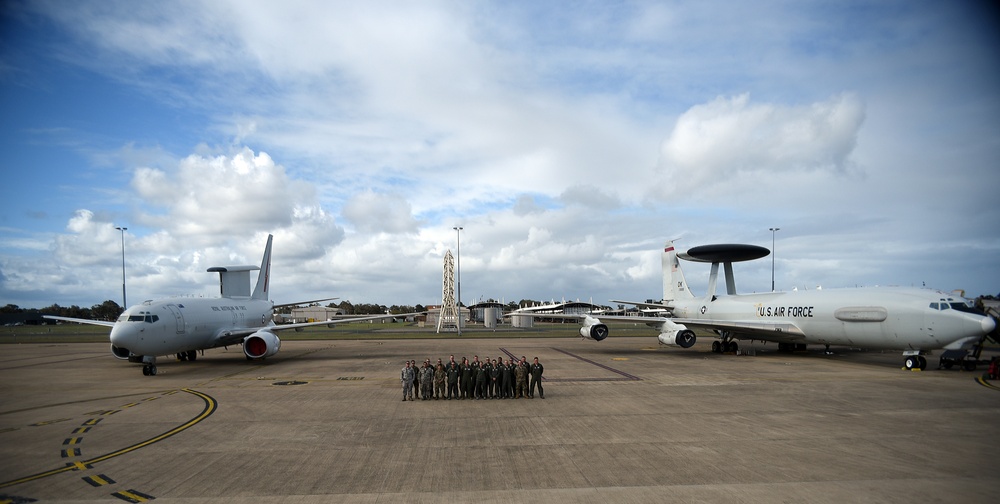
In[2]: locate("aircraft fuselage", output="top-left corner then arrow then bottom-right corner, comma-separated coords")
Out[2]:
110,297 -> 273,358
670,286 -> 992,351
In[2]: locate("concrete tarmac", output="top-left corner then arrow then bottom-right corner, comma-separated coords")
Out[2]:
1,337 -> 998,503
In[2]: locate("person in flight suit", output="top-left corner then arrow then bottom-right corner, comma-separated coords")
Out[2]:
459,357 -> 472,399
411,360 -> 420,399
500,358 -> 513,399
529,357 -> 544,399
475,360 -> 488,399
446,361 -> 460,399
488,359 -> 500,399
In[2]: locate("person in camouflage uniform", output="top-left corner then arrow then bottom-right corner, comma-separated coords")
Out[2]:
433,362 -> 446,399
420,360 -> 435,400
514,358 -> 528,399
400,361 -> 414,401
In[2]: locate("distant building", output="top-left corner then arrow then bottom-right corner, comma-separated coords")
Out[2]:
289,306 -> 345,323
468,301 -> 504,324
425,305 -> 468,330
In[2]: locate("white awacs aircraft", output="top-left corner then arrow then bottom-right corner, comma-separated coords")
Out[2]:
45,234 -> 410,376
509,241 -> 996,370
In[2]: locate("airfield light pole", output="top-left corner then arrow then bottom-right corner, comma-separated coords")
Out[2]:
115,226 -> 128,309
453,226 -> 463,336
769,227 -> 780,292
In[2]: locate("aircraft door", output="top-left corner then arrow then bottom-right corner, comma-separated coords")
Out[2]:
167,305 -> 186,334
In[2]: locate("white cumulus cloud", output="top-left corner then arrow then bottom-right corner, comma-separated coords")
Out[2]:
657,93 -> 866,193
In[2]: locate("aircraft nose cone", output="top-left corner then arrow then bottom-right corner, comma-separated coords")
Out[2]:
110,324 -> 132,348
983,316 -> 997,335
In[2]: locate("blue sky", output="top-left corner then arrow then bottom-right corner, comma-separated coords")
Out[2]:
1,1 -> 998,309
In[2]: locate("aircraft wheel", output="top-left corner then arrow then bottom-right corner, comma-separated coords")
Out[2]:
176,352 -> 186,361
727,341 -> 739,353
904,356 -> 919,370
711,341 -> 721,353
187,350 -> 197,361
918,356 -> 927,370
142,365 -> 150,376
962,360 -> 977,372
149,365 -> 157,376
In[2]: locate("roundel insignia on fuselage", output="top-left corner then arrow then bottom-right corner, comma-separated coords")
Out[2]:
678,244 -> 770,263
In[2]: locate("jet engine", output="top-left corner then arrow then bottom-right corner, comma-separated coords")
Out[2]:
111,345 -> 131,360
243,330 -> 281,359
658,329 -> 696,348
656,319 -> 696,348
580,315 -> 609,341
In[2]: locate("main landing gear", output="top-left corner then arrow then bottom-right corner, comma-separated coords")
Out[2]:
711,333 -> 739,354
176,350 -> 198,361
903,354 -> 928,371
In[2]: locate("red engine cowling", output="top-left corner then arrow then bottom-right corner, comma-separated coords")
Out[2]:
244,330 -> 281,359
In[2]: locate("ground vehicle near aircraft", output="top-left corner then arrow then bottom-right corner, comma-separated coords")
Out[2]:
45,235 -> 410,376
510,241 -> 996,370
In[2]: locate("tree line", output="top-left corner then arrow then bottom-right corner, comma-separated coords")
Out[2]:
2,300 -> 124,322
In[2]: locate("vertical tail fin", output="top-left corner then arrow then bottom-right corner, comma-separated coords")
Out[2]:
663,241 -> 695,302
251,234 -> 273,301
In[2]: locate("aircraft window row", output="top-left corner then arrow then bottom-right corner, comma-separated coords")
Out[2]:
929,300 -> 986,315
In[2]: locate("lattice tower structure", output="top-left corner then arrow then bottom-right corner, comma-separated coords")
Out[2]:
437,250 -> 459,333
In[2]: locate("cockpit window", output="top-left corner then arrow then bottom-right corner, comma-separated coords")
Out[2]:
929,302 -> 940,310
949,302 -> 986,315
143,315 -> 159,323
128,315 -> 145,322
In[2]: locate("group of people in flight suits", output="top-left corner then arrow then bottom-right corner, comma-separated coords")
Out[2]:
400,354 -> 544,401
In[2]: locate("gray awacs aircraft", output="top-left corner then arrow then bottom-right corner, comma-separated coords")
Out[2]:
45,234 -> 411,376
509,241 -> 996,370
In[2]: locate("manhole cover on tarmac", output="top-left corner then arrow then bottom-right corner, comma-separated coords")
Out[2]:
273,380 -> 309,386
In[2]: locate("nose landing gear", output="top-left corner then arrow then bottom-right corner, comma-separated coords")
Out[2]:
140,356 -> 158,376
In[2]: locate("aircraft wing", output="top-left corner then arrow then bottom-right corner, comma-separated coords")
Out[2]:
272,297 -> 339,310
271,312 -> 421,331
42,315 -> 116,328
212,312 -> 423,347
610,299 -> 672,311
671,317 -> 806,341
506,311 -> 669,326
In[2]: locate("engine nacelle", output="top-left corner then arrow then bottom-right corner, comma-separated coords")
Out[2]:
656,319 -> 696,348
244,330 -> 281,359
580,315 -> 609,341
657,329 -> 696,348
111,344 -> 131,360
